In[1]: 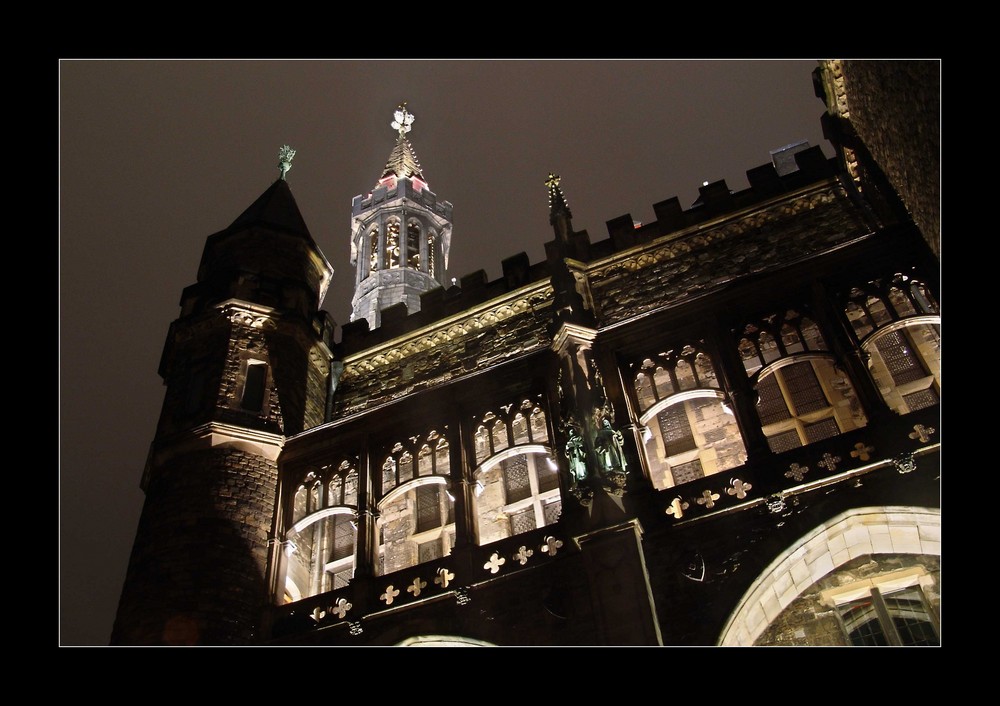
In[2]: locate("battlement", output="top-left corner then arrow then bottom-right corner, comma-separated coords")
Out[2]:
351,177 -> 454,221
339,252 -> 550,354
594,145 -> 836,259
336,146 -> 841,356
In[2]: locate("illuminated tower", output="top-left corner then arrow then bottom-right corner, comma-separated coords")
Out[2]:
350,103 -> 453,329
110,147 -> 336,645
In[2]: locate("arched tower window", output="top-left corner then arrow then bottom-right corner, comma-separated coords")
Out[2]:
427,232 -> 436,278
368,226 -> 380,274
407,220 -> 421,270
385,220 -> 401,268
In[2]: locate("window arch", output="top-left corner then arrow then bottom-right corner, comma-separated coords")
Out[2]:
284,459 -> 359,603
739,309 -> 866,454
470,396 -> 560,545
379,428 -> 451,496
407,220 -> 421,269
368,225 -> 379,274
385,219 -> 401,268
843,273 -> 940,416
376,477 -> 455,576
629,344 -> 746,490
374,427 -> 455,576
427,232 -> 436,278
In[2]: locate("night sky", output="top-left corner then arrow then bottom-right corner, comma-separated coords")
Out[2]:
59,59 -> 833,646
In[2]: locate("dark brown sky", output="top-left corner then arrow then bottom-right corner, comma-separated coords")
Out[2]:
59,59 -> 832,645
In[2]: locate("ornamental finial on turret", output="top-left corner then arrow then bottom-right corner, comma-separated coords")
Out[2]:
546,172 -> 572,224
391,102 -> 415,137
278,145 -> 296,181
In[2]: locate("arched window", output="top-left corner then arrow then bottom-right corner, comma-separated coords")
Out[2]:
379,430 -> 450,495
470,395 -> 559,545
377,478 -> 455,576
740,309 -> 865,454
374,428 -> 455,576
629,344 -> 746,491
385,220 -> 400,268
844,273 -> 940,415
368,226 -> 379,274
838,587 -> 939,646
284,460 -> 359,602
407,221 -> 421,269
865,323 -> 940,414
427,232 -> 436,278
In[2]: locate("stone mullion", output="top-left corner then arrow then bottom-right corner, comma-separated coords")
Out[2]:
704,324 -> 772,464
354,441 -> 376,579
450,414 -> 475,550
809,280 -> 893,425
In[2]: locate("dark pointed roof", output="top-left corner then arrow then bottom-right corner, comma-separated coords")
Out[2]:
378,135 -> 425,185
227,178 -> 312,239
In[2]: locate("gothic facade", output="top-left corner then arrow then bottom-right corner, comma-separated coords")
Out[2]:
112,62 -> 940,646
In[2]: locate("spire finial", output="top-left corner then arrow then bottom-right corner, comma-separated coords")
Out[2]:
278,145 -> 296,180
546,171 -> 572,224
391,102 -> 415,137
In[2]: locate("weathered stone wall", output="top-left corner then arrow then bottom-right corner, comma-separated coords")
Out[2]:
842,61 -> 940,259
111,448 -> 277,645
334,288 -> 554,416
589,184 -> 871,325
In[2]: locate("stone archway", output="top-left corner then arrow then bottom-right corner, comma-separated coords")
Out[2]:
718,506 -> 940,646
396,634 -> 496,647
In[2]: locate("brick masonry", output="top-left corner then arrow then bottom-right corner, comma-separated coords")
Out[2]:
842,61 -> 940,259
111,448 -> 277,645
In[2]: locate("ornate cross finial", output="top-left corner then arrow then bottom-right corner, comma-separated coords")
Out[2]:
277,144 -> 296,180
391,102 -> 415,137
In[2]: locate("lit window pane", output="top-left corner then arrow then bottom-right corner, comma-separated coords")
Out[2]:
657,404 -> 697,455
903,388 -> 938,412
416,485 -> 443,533
875,330 -> 927,385
757,375 -> 790,425
670,459 -> 704,485
782,362 -> 829,415
510,507 -> 537,535
767,429 -> 801,454
804,417 -> 840,443
502,455 -> 531,503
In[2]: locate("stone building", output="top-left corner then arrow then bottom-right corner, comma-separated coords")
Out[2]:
111,62 -> 940,646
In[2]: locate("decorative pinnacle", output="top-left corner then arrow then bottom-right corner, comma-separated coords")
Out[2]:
278,145 -> 296,180
546,172 -> 572,223
391,102 -> 415,137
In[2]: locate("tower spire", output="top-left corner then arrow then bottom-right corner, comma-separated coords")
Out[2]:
547,172 -> 573,243
350,102 -> 453,330
379,102 -> 425,185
